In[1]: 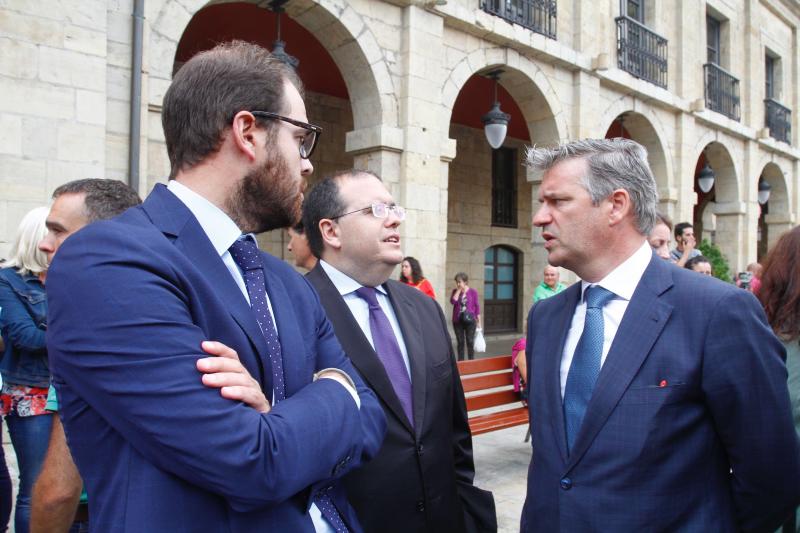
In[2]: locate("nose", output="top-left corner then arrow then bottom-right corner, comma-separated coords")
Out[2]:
301,157 -> 313,176
532,204 -> 550,227
385,210 -> 402,228
38,234 -> 53,253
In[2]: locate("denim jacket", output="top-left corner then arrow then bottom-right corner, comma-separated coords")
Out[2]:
0,267 -> 49,387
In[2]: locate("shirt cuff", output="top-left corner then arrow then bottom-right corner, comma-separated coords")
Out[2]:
313,368 -> 361,409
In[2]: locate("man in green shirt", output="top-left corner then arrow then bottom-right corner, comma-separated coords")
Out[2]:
533,265 -> 566,304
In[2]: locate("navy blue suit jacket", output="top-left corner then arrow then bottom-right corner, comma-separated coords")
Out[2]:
46,184 -> 386,532
522,254 -> 800,532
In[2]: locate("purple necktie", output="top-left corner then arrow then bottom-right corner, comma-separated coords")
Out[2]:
229,238 -> 348,532
354,286 -> 414,427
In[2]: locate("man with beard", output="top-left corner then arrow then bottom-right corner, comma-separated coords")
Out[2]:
44,41 -> 386,532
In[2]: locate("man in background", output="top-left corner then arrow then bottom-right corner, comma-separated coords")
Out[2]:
533,265 -> 566,304
32,179 -> 142,533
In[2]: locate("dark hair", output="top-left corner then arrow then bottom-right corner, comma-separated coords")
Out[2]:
400,256 -> 424,284
759,227 -> 800,340
291,220 -> 304,234
684,255 -> 710,272
454,272 -> 469,283
302,169 -> 381,258
52,179 -> 142,222
162,40 -> 303,179
656,211 -> 673,232
674,222 -> 692,239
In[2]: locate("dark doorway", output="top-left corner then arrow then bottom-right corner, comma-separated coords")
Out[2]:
484,246 -> 518,332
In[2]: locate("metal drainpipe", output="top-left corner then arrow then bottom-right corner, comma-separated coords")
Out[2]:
128,0 -> 144,192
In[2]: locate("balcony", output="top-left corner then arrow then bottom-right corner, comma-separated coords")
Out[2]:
615,15 -> 668,89
704,63 -> 740,121
765,98 -> 791,144
481,0 -> 557,39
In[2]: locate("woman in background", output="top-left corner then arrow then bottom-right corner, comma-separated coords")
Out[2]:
399,257 -> 435,299
0,206 -> 52,533
758,226 -> 800,531
450,272 -> 480,361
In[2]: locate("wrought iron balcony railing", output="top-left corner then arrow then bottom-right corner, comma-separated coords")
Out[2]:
704,63 -> 740,121
481,0 -> 557,39
765,98 -> 791,144
615,16 -> 668,89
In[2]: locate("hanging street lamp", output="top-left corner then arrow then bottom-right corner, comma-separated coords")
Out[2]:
481,70 -> 510,149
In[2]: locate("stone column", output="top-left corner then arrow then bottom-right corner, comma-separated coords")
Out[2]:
714,201 -> 747,273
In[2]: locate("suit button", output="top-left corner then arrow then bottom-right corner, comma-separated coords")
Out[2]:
560,478 -> 572,490
416,501 -> 425,512
417,444 -> 424,455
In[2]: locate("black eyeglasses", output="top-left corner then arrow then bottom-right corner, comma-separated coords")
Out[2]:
250,111 -> 322,159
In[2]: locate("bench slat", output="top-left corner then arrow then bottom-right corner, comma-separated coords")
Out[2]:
469,407 -> 529,435
461,372 -> 514,393
465,389 -> 521,411
457,355 -> 513,375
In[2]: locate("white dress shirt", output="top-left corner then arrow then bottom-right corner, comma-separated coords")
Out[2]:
560,240 -> 653,398
167,180 -> 342,533
319,260 -> 412,378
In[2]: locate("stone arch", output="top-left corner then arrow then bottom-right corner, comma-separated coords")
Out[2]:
441,48 -> 568,151
602,112 -> 673,214
691,137 -> 742,269
599,99 -> 674,195
148,0 -> 396,130
758,160 -> 792,252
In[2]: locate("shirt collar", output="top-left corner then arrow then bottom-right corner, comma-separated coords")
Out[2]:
319,260 -> 388,297
167,180 -> 243,257
580,240 -> 652,302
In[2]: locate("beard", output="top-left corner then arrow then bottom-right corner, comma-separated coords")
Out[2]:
226,147 -> 303,234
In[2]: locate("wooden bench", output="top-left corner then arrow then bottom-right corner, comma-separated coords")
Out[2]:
457,355 -> 529,435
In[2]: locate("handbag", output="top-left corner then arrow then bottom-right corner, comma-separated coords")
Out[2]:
459,294 -> 475,325
473,327 -> 486,353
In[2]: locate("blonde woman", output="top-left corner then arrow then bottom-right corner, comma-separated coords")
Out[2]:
0,206 -> 52,532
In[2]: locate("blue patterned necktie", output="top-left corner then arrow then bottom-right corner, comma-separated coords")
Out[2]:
354,286 -> 414,427
563,285 -> 616,452
228,237 -> 348,532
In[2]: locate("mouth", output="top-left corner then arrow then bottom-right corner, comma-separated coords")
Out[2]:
541,232 -> 556,249
383,234 -> 400,245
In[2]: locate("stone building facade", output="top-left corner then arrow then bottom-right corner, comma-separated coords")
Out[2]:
1,0 -> 798,334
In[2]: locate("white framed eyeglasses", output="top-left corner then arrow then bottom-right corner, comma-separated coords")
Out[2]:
331,203 -> 406,221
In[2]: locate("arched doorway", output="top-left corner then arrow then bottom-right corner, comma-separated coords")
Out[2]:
604,111 -> 671,215
692,141 -> 739,266
758,162 -> 791,259
484,245 -> 520,333
173,2 -> 357,258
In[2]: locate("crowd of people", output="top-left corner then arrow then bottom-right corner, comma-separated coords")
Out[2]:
0,39 -> 798,533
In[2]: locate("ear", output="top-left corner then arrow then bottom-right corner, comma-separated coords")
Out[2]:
229,111 -> 260,162
607,188 -> 632,227
319,218 -> 342,251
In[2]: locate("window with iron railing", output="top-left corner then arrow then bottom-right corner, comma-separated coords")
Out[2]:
704,63 -> 740,121
480,0 -> 557,39
765,99 -> 791,144
615,15 -> 668,88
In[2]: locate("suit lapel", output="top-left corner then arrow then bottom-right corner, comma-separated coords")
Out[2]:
543,284 -> 581,464
384,280 -> 426,435
565,257 -> 674,471
141,185 -> 272,389
307,266 -> 414,434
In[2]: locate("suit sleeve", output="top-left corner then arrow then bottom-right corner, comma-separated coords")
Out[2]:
434,301 -> 497,532
702,289 -> 800,532
47,227 -> 385,512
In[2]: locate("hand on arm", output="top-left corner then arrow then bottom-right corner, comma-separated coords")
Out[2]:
197,341 -> 270,413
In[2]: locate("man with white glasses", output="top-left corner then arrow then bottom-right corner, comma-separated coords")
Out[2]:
303,170 -> 496,533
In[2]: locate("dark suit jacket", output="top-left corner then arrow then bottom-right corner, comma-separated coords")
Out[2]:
522,253 -> 800,532
307,265 -> 496,533
46,184 -> 386,532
